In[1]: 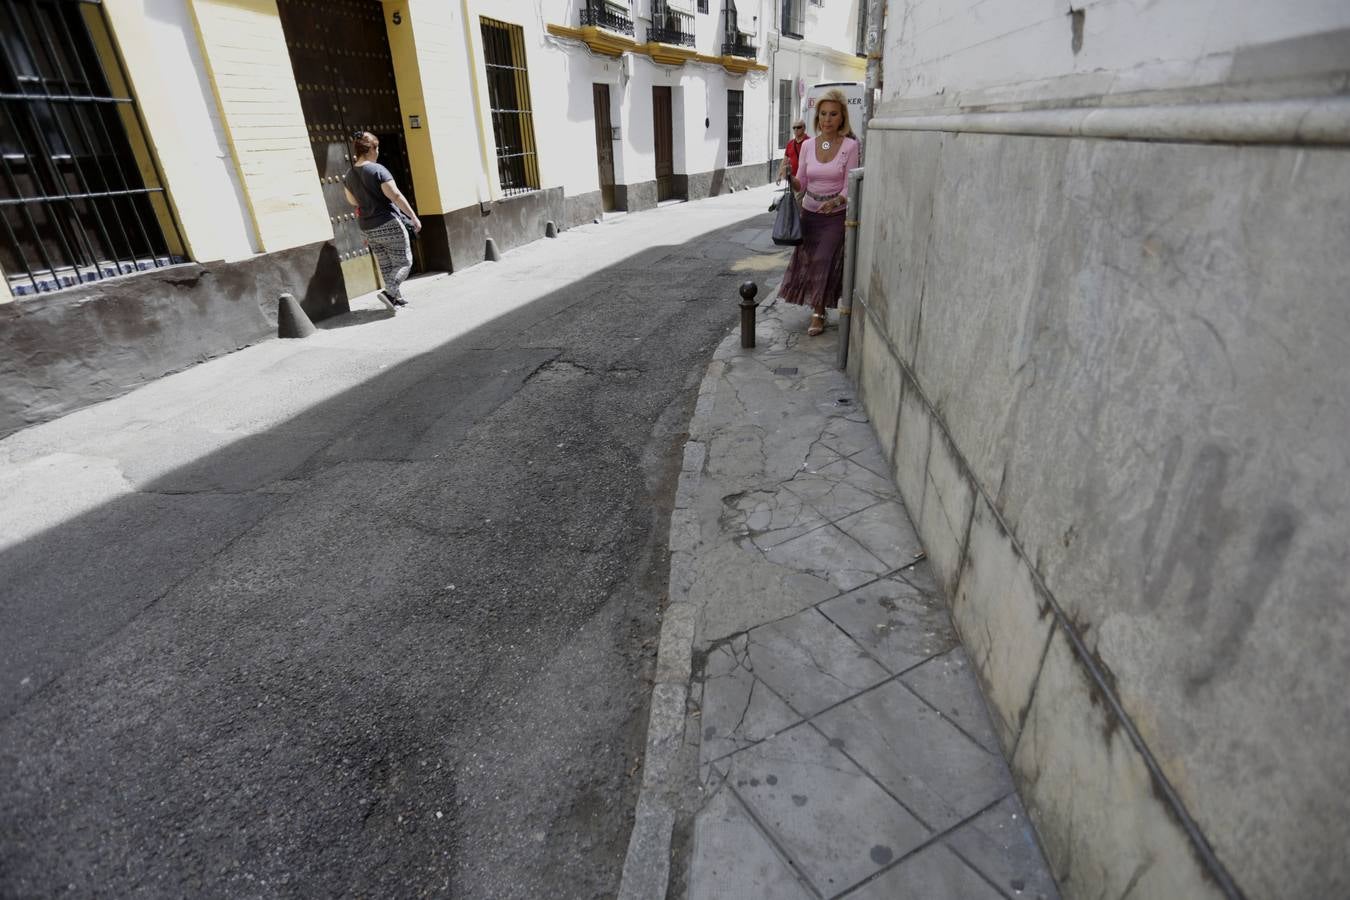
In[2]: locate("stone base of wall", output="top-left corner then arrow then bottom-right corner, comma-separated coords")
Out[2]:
616,180 -> 658,213
0,240 -> 344,439
564,190 -> 604,228
683,161 -> 770,200
429,187 -> 566,272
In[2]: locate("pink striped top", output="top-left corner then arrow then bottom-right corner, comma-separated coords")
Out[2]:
794,135 -> 859,214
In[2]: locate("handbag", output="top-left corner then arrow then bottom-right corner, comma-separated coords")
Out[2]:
771,187 -> 803,246
394,207 -> 419,242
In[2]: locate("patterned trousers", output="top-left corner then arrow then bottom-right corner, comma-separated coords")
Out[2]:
364,218 -> 412,300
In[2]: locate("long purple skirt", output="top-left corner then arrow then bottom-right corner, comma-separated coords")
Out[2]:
778,208 -> 846,310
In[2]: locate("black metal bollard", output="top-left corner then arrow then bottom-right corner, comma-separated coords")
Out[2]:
739,281 -> 759,348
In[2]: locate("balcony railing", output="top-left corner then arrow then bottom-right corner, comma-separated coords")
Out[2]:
722,31 -> 758,58
648,6 -> 695,46
580,2 -> 634,36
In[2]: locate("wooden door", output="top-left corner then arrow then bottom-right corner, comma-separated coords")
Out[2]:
592,84 -> 615,212
652,86 -> 675,202
276,0 -> 419,300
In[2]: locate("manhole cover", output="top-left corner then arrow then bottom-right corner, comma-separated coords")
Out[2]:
773,367 -> 799,376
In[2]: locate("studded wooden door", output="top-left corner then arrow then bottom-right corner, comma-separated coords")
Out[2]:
276,0 -> 418,300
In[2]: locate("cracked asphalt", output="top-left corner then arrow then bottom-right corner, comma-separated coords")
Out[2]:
0,193 -> 788,899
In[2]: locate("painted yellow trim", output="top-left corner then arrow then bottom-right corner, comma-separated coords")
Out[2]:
547,23 -> 765,73
717,55 -> 769,74
186,0 -> 331,253
185,0 -> 268,253
382,1 -> 443,215
546,24 -> 636,58
82,5 -> 187,260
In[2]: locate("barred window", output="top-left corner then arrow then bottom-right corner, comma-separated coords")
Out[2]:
698,0 -> 709,12
0,0 -> 184,297
781,0 -> 804,38
726,89 -> 743,167
777,79 -> 793,147
481,17 -> 539,196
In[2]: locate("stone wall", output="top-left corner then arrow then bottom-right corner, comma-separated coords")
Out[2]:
849,4 -> 1350,894
849,120 -> 1350,900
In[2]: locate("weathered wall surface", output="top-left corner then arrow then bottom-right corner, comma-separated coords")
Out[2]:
0,243 -> 341,439
849,3 -> 1350,898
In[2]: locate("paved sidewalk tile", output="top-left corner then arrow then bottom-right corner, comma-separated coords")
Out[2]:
944,795 -> 1062,900
818,576 -> 958,674
699,637 -> 802,764
722,723 -> 931,896
688,781 -> 815,900
900,647 -> 1004,756
841,842 -> 1004,899
676,302 -> 1058,900
744,607 -> 890,717
813,680 -> 1012,832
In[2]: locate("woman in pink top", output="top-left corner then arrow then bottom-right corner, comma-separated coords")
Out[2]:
779,90 -> 860,335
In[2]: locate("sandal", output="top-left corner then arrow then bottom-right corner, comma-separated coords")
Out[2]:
807,313 -> 826,336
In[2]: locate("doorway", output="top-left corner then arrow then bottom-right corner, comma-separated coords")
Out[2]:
592,84 -> 616,212
652,86 -> 676,202
276,0 -> 419,300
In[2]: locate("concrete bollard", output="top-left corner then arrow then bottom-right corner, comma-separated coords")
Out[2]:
544,220 -> 558,238
485,237 -> 501,261
738,281 -> 759,349
277,293 -> 316,339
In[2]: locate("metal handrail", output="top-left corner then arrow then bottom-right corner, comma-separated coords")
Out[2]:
721,32 -> 758,57
648,7 -> 695,47
579,2 -> 634,36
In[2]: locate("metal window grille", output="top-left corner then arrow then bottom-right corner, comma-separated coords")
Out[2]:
726,89 -> 743,167
0,0 -> 184,297
777,79 -> 793,147
856,0 -> 868,56
780,0 -> 804,38
481,17 -> 539,197
698,0 -> 708,12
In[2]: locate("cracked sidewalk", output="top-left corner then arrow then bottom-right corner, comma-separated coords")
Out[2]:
620,300 -> 1059,900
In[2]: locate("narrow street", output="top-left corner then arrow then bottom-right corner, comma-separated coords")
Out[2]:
0,192 -> 788,898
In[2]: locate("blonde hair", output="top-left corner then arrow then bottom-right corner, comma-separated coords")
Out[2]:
813,89 -> 854,138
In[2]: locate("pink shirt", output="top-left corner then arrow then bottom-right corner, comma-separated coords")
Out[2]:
795,135 -> 859,214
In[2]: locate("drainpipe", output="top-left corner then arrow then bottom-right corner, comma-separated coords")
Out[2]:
837,165 -> 863,370
859,0 -> 884,161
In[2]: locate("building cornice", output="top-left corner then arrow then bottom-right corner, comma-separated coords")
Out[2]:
547,23 -> 767,73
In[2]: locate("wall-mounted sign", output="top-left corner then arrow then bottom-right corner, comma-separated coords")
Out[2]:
409,114 -> 421,129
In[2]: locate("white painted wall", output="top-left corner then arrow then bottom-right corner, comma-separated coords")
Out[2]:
884,0 -> 1350,109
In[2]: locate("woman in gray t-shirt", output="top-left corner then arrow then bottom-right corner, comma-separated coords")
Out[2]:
342,131 -> 422,308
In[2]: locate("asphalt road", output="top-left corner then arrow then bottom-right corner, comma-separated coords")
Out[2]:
0,211 -> 786,898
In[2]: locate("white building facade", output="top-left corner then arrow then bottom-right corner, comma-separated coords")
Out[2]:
539,1 -> 778,219
767,0 -> 868,157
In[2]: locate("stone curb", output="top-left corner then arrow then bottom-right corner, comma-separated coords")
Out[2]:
616,337 -> 727,900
